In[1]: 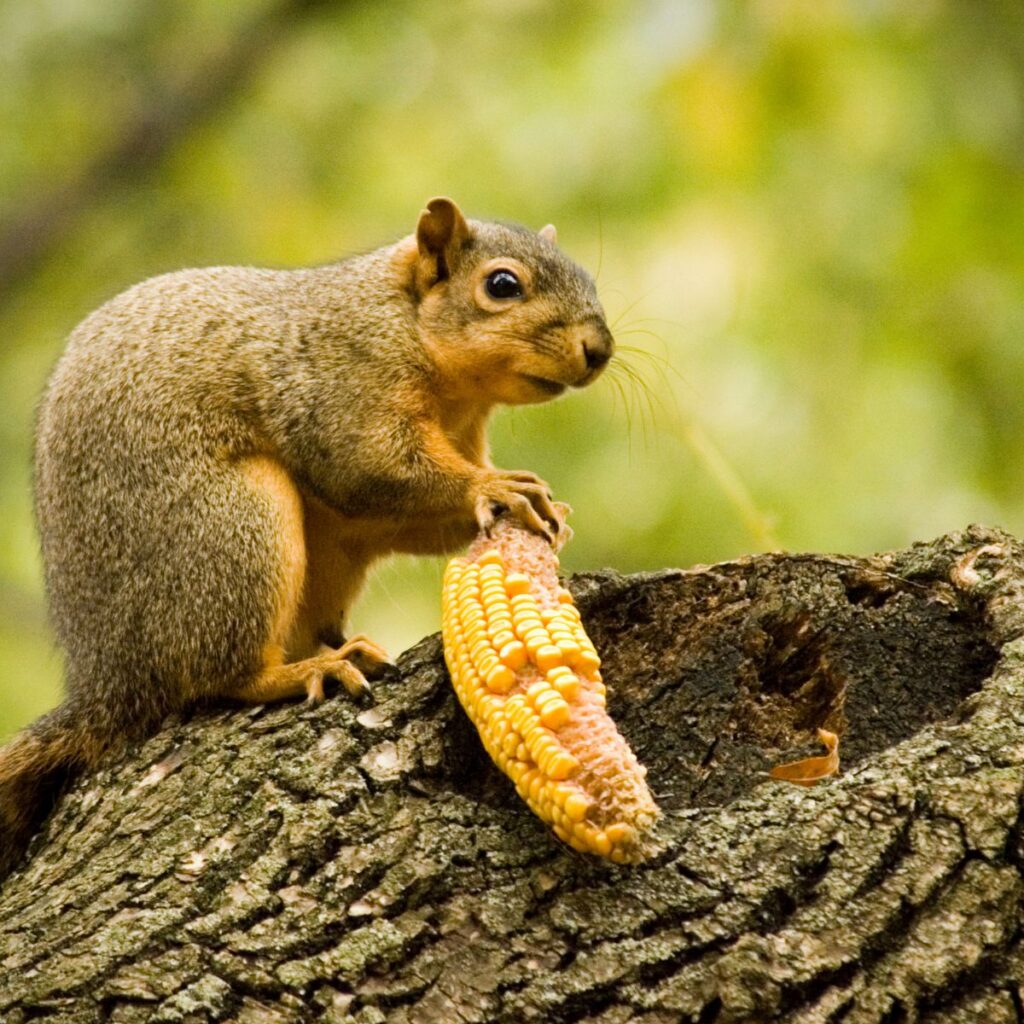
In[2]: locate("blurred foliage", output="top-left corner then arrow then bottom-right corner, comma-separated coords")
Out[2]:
1,0 -> 1023,740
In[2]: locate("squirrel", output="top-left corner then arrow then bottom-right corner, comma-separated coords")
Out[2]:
0,197 -> 614,879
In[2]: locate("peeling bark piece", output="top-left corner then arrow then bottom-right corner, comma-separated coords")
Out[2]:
769,727 -> 840,786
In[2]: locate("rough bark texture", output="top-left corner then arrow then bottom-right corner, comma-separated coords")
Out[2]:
2,525 -> 1024,1023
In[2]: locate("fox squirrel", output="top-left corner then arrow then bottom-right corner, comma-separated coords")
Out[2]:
0,197 -> 613,878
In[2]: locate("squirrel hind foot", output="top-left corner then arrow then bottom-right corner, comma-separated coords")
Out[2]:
234,636 -> 392,707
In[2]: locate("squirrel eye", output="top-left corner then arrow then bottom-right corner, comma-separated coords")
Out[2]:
485,269 -> 523,300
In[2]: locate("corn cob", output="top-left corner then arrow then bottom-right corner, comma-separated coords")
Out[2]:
441,518 -> 658,862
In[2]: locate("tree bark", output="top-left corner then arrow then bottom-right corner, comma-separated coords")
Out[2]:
2,525 -> 1023,1023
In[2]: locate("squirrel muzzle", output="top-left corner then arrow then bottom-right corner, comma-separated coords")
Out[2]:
573,315 -> 615,386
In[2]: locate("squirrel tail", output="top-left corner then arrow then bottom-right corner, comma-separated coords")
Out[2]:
0,703 -> 105,880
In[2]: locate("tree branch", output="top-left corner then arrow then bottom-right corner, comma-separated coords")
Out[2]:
2,525 -> 1023,1022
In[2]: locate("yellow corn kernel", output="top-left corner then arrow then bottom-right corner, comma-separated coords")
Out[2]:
547,750 -> 578,781
564,792 -> 590,822
550,782 -> 569,807
531,689 -> 560,713
490,629 -> 516,650
548,671 -> 581,702
485,663 -> 516,693
477,657 -> 500,684
511,618 -> 540,637
539,699 -> 570,731
525,679 -> 552,702
499,639 -> 528,671
505,572 -> 531,595
534,645 -> 563,671
524,636 -> 551,661
528,775 -> 544,803
553,636 -> 582,662
530,738 -> 557,768
605,822 -> 634,846
487,604 -> 512,622
521,623 -> 548,643
504,693 -> 527,714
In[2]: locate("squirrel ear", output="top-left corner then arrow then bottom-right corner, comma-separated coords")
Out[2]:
416,197 -> 470,286
539,223 -> 558,245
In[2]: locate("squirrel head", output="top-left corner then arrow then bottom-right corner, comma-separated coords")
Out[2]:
403,197 -> 614,406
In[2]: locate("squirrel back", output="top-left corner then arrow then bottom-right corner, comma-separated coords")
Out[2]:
0,198 -> 614,880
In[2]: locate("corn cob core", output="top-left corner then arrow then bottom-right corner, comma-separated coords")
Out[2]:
441,519 -> 658,862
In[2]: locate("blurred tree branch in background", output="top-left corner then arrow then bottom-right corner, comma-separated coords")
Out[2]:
0,0 -> 334,309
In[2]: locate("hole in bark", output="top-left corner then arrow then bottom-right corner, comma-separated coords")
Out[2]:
580,559 -> 998,813
879,1000 -> 909,1024
827,998 -> 855,1023
734,605 -> 848,746
1008,984 -> 1024,1021
760,886 -> 798,923
842,570 -> 900,608
696,997 -> 722,1023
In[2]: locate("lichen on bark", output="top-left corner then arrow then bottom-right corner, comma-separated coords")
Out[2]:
2,525 -> 1024,1023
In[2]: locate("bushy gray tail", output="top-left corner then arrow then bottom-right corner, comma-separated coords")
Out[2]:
0,704 -> 103,880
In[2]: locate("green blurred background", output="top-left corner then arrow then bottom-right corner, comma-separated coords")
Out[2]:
2,0 -> 1023,741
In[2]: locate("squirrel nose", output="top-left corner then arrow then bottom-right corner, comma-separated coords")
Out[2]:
583,321 -> 614,371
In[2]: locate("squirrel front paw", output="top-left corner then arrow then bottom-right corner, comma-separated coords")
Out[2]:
472,470 -> 567,545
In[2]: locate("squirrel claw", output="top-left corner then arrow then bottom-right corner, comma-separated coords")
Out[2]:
474,494 -> 499,536
305,672 -> 326,704
327,659 -> 371,699
473,470 -> 564,545
337,634 -> 392,675
310,643 -> 376,698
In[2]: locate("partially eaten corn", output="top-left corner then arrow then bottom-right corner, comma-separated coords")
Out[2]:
441,519 -> 658,862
